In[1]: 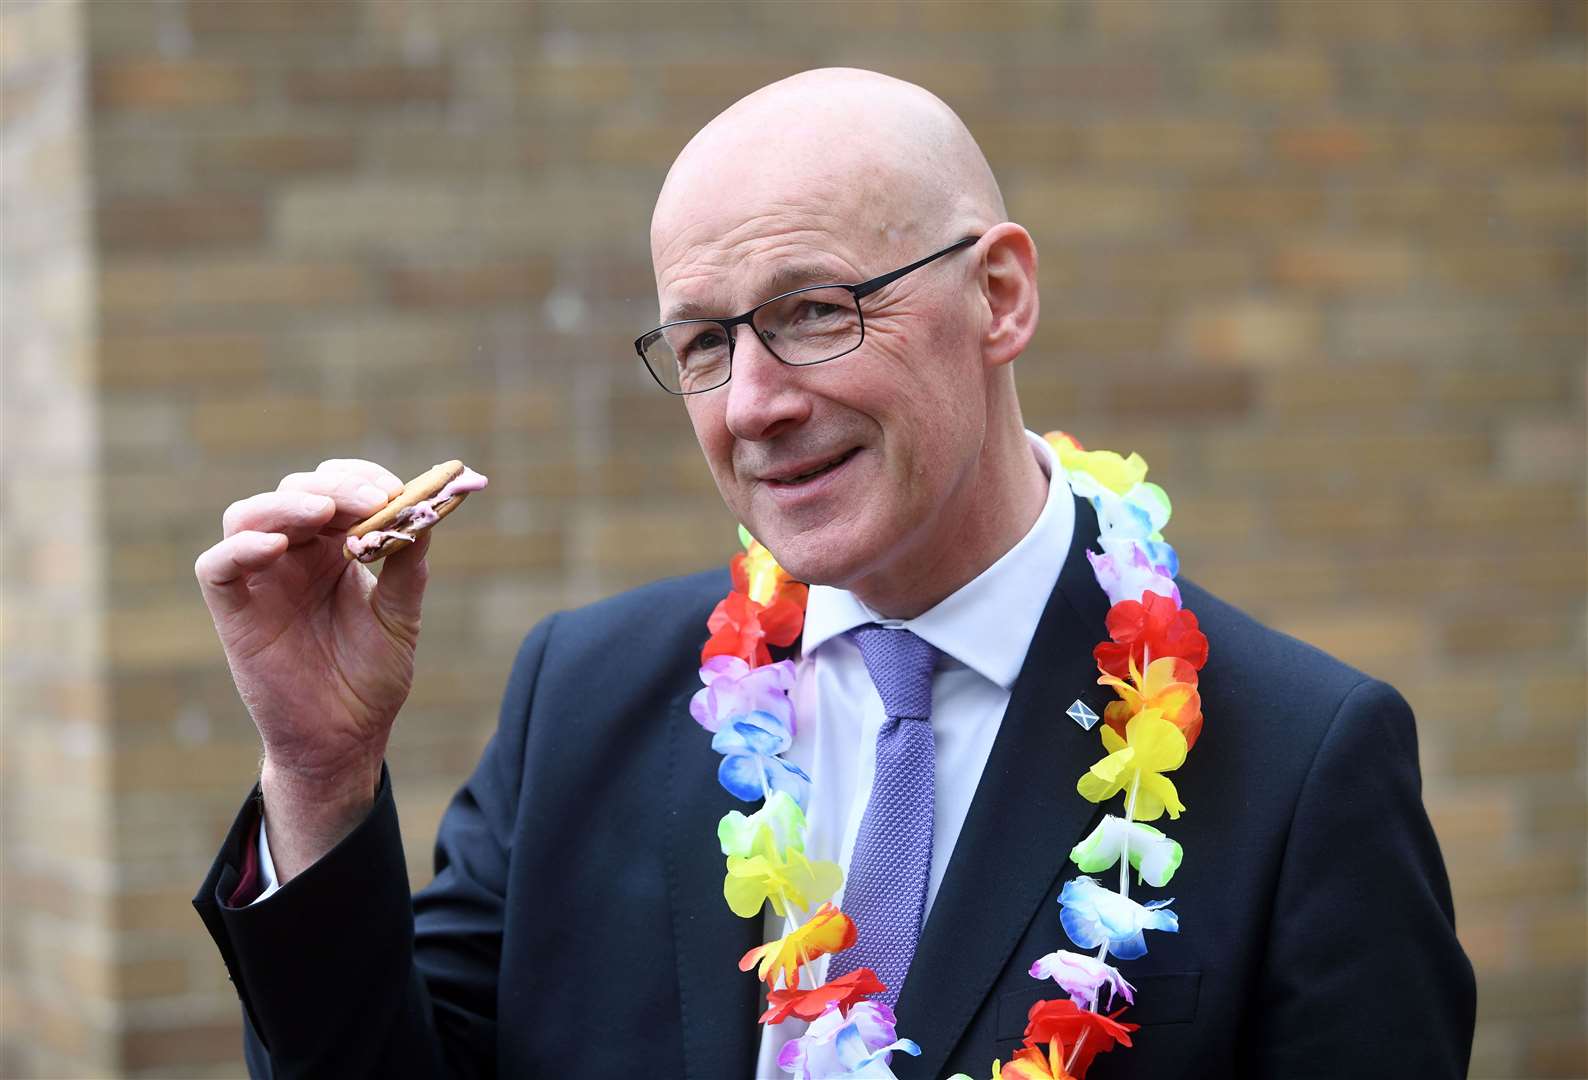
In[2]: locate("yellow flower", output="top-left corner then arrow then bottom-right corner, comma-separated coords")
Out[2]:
741,539 -> 793,606
1076,707 -> 1188,821
738,902 -> 856,987
1044,432 -> 1147,495
723,825 -> 843,918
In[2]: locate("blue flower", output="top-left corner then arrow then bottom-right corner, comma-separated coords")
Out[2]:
1058,876 -> 1178,961
710,710 -> 811,808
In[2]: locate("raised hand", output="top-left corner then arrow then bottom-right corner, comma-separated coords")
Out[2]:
195,458 -> 429,881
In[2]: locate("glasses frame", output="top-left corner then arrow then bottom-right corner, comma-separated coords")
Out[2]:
635,235 -> 982,395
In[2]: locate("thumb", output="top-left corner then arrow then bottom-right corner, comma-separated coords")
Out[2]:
371,529 -> 430,630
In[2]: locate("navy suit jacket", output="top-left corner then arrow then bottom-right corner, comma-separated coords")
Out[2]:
195,498 -> 1474,1078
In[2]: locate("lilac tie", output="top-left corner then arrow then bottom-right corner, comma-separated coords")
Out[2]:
826,625 -> 938,1009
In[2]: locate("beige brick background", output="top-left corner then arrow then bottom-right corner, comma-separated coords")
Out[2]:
1,0 -> 1583,1076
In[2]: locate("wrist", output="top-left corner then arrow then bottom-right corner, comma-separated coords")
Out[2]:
259,755 -> 381,883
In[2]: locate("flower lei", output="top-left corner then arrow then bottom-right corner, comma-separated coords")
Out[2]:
689,432 -> 1207,1079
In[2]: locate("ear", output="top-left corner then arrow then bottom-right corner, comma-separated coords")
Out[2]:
978,223 -> 1039,368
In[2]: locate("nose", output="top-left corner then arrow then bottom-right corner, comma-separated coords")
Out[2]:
723,322 -> 811,442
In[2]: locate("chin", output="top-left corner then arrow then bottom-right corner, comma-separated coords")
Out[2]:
756,520 -> 884,591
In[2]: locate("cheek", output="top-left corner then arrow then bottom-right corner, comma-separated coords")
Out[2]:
684,398 -> 733,476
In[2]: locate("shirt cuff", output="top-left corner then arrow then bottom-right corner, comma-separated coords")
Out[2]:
251,815 -> 283,905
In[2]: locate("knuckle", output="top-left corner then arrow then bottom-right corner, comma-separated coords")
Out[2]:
278,471 -> 316,491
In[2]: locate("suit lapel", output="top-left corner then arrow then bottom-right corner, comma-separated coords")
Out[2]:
894,496 -> 1112,1079
665,685 -> 763,1079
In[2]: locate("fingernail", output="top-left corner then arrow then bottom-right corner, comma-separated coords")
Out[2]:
357,484 -> 387,505
299,493 -> 331,512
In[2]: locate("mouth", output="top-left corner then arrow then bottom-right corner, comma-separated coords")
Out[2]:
765,448 -> 861,487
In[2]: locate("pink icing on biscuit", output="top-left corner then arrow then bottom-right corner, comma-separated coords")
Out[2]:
345,467 -> 488,562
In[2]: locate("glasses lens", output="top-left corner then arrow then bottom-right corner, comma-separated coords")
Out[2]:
641,320 -> 731,394
754,287 -> 861,366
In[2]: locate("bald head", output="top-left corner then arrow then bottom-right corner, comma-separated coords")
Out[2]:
651,68 -> 1006,276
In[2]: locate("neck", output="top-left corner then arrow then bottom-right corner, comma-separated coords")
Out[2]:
848,422 -> 1049,620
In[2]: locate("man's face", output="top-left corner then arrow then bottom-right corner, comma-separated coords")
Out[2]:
654,208 -> 990,594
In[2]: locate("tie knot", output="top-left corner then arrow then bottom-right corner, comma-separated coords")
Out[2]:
850,625 -> 937,721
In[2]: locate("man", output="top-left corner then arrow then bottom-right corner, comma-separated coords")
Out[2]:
194,69 -> 1474,1078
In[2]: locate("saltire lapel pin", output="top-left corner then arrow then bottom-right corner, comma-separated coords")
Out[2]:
1066,697 -> 1100,731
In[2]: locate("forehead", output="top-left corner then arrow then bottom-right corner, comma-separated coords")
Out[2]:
649,109 -> 928,308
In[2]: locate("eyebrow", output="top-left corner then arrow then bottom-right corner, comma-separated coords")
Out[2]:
661,261 -> 856,324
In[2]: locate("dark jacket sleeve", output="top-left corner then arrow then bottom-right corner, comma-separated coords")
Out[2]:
192,616 -> 556,1079
1243,678 -> 1476,1077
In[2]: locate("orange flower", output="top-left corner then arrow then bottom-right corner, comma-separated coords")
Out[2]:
739,902 -> 856,988
999,1037 -> 1077,1080
1100,654 -> 1203,751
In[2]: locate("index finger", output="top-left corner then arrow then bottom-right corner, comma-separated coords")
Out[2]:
316,458 -> 404,497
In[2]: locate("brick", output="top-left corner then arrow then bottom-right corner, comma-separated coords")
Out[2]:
1261,364 -> 1422,417
654,60 -> 812,103
387,260 -> 555,309
967,120 -> 1083,167
1271,240 -> 1416,290
1272,608 -> 1430,674
518,60 -> 634,108
1442,611 -> 1580,659
100,332 -> 270,388
1271,121 -> 1400,168
1006,60 -> 1166,109
190,133 -> 357,178
1085,120 -> 1253,170
1503,56 -> 1588,111
1104,369 -> 1255,421
100,259 -> 372,322
1178,298 -> 1320,366
96,193 -> 267,252
1188,183 -> 1328,234
583,121 -> 704,168
1204,50 -> 1335,103
287,65 -> 450,106
1427,479 -> 1584,535
1012,181 -> 1173,237
93,60 -> 253,110
1524,903 -> 1588,969
121,1020 -> 242,1072
190,397 -> 367,453
187,0 -> 357,35
1494,175 -> 1587,228
1417,121 -> 1579,168
1204,431 -> 1491,481
1433,365 -> 1574,409
1346,180 -> 1494,234
1424,244 -> 1580,291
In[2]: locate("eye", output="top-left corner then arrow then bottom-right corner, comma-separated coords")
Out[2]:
793,300 -> 842,324
682,328 -> 726,357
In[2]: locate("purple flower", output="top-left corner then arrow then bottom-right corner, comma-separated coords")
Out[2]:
777,1001 -> 921,1079
690,657 -> 797,735
1088,540 -> 1180,608
1029,948 -> 1135,1010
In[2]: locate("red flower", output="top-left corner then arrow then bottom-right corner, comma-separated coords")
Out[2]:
702,590 -> 806,668
759,968 -> 886,1024
1024,999 -> 1137,1078
1094,592 -> 1208,681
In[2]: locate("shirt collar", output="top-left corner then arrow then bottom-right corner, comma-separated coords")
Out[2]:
801,431 -> 1076,690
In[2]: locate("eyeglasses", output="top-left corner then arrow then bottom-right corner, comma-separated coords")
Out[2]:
635,236 -> 981,395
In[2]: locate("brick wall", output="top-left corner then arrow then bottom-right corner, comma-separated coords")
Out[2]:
0,0 -> 119,1075
2,1 -> 1582,1075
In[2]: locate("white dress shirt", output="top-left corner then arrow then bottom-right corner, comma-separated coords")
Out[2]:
753,431 -> 1074,1077
255,433 -> 1076,1080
